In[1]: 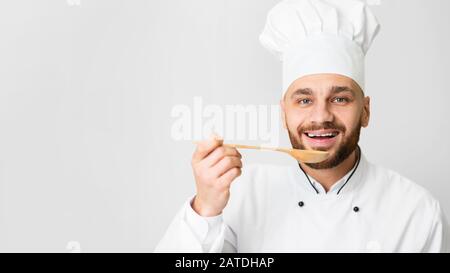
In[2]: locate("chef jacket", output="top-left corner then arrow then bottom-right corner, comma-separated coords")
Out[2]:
155,150 -> 449,252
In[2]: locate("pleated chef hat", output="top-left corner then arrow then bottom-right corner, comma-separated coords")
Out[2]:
259,0 -> 380,97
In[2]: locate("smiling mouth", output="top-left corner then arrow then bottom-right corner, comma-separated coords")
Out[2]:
303,130 -> 340,140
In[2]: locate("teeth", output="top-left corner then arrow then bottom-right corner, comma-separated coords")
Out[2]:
306,132 -> 337,138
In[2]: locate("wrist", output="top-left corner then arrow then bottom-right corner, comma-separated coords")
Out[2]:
192,196 -> 222,217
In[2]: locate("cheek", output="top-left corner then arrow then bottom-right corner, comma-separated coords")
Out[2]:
334,108 -> 361,132
285,110 -> 307,134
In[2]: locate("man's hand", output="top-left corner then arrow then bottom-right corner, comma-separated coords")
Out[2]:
191,135 -> 242,217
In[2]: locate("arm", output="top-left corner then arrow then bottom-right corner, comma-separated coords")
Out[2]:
154,197 -> 237,253
422,201 -> 450,253
155,135 -> 241,253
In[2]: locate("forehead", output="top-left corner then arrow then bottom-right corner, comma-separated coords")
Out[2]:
286,73 -> 361,97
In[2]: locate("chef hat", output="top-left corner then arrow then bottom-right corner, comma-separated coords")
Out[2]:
259,0 -> 380,97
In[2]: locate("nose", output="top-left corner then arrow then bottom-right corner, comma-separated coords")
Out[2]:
309,100 -> 334,124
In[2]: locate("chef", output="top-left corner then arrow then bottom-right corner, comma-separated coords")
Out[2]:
155,0 -> 449,252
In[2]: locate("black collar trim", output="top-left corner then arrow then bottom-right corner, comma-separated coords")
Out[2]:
298,146 -> 361,195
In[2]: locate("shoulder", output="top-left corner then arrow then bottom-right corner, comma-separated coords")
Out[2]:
363,160 -> 449,251
365,161 -> 441,215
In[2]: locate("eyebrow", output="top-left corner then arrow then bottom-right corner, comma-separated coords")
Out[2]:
290,86 -> 355,99
290,88 -> 313,99
331,86 -> 356,96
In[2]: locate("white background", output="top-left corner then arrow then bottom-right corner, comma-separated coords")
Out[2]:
0,0 -> 449,252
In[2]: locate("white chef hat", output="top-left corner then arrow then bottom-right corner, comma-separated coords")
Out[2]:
259,0 -> 380,97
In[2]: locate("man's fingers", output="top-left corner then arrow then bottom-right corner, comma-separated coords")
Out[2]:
192,138 -> 224,163
203,146 -> 241,167
219,167 -> 242,187
211,156 -> 242,178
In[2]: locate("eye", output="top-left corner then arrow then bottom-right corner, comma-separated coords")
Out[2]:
332,97 -> 349,103
297,98 -> 312,105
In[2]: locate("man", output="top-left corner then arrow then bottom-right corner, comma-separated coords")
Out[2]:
155,0 -> 449,252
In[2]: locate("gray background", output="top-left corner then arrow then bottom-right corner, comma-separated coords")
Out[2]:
0,0 -> 448,252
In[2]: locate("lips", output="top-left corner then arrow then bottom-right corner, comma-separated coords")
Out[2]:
302,129 -> 340,149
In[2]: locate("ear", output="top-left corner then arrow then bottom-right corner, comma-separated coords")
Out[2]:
280,99 -> 288,130
361,96 -> 370,128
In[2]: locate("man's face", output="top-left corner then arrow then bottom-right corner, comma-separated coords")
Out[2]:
281,73 -> 370,169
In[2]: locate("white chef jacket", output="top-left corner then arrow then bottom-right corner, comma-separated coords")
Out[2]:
155,151 -> 449,253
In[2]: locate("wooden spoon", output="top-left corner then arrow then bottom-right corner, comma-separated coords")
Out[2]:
194,141 -> 329,163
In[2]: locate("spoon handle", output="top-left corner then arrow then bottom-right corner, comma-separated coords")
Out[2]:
224,143 -> 279,151
193,141 -> 279,151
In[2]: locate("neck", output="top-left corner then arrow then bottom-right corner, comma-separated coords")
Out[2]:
299,147 -> 359,193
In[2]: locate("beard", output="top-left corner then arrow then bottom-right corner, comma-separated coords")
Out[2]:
288,120 -> 361,169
